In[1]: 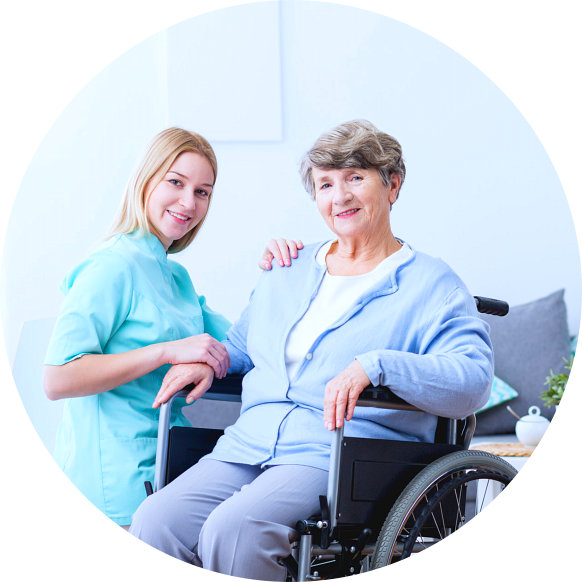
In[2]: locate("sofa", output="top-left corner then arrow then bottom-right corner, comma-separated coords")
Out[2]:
471,289 -> 573,446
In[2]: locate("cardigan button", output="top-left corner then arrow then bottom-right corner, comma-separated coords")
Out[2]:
305,353 -> 313,360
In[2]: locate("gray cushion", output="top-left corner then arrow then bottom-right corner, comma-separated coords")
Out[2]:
474,289 -> 571,435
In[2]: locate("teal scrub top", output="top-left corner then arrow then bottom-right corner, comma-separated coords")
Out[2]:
45,232 -> 231,525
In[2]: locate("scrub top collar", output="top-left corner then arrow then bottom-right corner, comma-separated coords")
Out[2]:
128,230 -> 168,267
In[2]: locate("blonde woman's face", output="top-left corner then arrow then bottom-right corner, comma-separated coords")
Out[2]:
146,151 -> 214,251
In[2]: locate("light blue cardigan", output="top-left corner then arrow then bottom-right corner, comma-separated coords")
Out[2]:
206,241 -> 493,472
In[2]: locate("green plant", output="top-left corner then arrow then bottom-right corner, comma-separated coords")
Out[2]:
541,355 -> 574,407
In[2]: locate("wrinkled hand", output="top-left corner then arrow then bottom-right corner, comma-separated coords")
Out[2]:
166,334 -> 230,378
259,238 -> 304,270
323,360 -> 371,431
153,363 -> 215,408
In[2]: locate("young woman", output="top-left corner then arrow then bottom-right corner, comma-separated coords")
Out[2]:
43,127 -> 301,526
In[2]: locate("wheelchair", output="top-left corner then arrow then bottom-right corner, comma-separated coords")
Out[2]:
145,296 -> 517,579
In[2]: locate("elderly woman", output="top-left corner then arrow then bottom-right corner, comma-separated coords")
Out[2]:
130,120 -> 493,580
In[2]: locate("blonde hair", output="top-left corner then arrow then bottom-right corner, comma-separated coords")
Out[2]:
109,127 -> 218,253
299,120 -> 406,203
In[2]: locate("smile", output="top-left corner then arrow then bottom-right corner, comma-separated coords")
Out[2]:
336,209 -> 359,217
167,210 -> 191,222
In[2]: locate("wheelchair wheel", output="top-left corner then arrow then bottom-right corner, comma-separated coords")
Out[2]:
371,450 -> 518,568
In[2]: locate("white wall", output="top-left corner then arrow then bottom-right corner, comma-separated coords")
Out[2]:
2,1 -> 579,366
1,2 -> 581,581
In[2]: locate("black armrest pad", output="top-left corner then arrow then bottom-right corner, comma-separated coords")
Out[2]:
208,374 -> 244,395
357,385 -> 420,411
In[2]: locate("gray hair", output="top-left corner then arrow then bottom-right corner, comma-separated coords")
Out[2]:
299,120 -> 406,202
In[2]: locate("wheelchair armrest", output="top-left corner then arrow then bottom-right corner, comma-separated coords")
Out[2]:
202,374 -> 244,401
356,385 -> 422,412
356,386 -> 474,446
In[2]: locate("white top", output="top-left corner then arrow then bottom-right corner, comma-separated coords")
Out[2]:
284,240 -> 413,379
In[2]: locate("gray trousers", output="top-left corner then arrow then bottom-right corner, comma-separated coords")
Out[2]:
129,459 -> 328,581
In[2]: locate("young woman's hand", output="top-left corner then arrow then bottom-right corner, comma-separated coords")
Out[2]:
259,238 -> 304,270
165,334 -> 230,378
153,363 -> 215,408
323,360 -> 371,431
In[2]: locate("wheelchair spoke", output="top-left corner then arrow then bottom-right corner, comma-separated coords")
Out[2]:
478,478 -> 490,514
429,502 -> 445,539
451,478 -> 465,530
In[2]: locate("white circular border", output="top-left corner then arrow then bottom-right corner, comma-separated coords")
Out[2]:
1,1 -> 580,580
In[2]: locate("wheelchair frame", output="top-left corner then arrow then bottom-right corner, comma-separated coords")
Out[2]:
147,296 -> 517,578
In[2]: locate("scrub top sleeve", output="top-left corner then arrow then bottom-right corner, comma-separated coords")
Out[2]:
44,252 -> 133,366
198,295 -> 231,341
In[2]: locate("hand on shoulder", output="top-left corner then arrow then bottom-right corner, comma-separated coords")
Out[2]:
259,238 -> 304,271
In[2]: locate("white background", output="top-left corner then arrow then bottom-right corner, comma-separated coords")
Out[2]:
1,1 -> 581,580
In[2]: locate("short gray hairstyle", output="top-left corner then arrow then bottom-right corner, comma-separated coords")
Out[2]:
299,120 -> 406,202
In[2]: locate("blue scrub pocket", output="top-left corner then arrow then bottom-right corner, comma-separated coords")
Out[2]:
100,436 -> 157,525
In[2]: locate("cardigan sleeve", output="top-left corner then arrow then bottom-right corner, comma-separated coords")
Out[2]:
223,293 -> 255,375
355,287 -> 493,419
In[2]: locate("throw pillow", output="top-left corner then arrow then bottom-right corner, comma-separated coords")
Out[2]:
474,289 -> 571,435
476,376 -> 518,414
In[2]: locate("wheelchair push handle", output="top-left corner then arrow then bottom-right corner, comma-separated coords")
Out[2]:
474,296 -> 509,316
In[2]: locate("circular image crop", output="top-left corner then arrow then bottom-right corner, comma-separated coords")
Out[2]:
2,1 -> 580,580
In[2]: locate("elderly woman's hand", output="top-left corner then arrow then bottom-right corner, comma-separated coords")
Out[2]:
259,238 -> 304,270
153,363 -> 215,408
323,360 -> 371,430
165,334 -> 230,378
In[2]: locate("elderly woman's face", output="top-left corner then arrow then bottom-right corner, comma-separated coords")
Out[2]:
312,167 -> 398,240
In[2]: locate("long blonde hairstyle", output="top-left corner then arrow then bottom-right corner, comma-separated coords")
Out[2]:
109,127 -> 218,253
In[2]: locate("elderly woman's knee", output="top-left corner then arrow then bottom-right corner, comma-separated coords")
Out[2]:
199,506 -> 290,560
130,491 -> 178,537
129,493 -> 159,534
199,503 -> 239,544
199,505 -> 253,555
